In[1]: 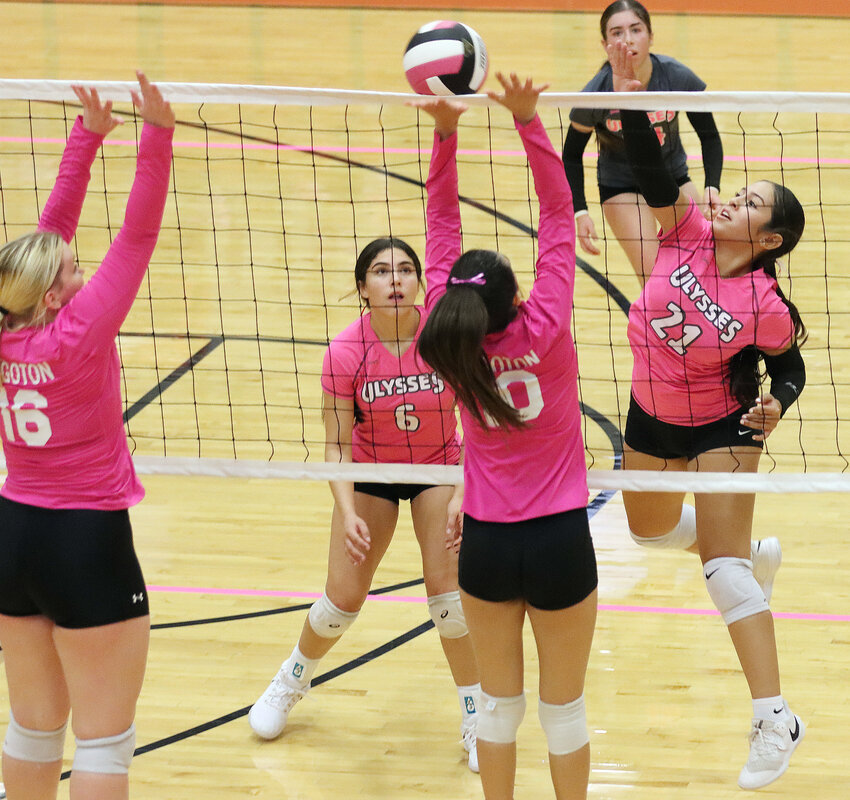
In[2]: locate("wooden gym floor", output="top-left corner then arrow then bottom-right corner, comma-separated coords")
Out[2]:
1,3 -> 849,798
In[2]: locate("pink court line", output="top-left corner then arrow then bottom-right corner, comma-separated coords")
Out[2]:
4,136 -> 849,166
146,585 -> 849,622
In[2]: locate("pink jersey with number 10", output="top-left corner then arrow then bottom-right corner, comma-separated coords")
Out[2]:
0,118 -> 173,510
628,200 -> 793,425
425,115 -> 588,523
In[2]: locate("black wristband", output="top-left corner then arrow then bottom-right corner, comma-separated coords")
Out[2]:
763,344 -> 806,416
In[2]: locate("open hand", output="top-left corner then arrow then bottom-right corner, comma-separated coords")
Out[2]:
486,71 -> 548,126
408,97 -> 468,140
607,40 -> 644,93
131,71 -> 175,129
72,85 -> 123,136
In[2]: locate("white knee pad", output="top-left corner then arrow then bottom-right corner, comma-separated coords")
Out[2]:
477,692 -> 526,745
72,724 -> 135,775
3,711 -> 67,763
427,591 -> 468,639
538,695 -> 589,755
307,593 -> 358,639
630,504 -> 697,550
703,557 -> 768,625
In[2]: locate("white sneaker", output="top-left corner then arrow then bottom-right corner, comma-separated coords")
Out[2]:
249,667 -> 310,740
751,537 -> 782,604
461,719 -> 479,773
738,714 -> 805,790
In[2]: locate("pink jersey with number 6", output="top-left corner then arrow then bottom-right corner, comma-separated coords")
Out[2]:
322,308 -> 461,465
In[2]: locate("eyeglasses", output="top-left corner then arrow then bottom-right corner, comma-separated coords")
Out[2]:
366,265 -> 418,279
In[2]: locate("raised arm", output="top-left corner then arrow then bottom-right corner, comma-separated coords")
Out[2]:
37,87 -> 123,241
412,99 -> 467,311
609,41 -> 691,234
69,73 -> 174,343
686,110 -> 723,216
489,73 -> 576,326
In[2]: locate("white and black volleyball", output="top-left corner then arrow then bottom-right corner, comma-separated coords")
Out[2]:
403,21 -> 488,96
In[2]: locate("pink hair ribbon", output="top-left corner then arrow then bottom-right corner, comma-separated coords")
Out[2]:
448,272 -> 486,286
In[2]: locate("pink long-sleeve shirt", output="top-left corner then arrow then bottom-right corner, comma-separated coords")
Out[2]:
425,115 -> 588,523
0,117 -> 173,509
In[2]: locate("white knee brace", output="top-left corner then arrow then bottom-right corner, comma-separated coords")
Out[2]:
2,711 -> 67,762
72,724 -> 135,775
538,695 -> 589,755
477,692 -> 526,745
630,504 -> 697,550
427,591 -> 469,639
703,556 -> 768,625
308,593 -> 359,639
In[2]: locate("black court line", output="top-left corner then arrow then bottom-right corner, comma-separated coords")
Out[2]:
123,336 -> 223,423
57,621 -> 434,781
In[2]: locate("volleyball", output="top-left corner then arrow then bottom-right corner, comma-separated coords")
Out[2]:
403,21 -> 488,96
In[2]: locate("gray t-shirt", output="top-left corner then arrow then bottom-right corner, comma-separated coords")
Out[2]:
569,53 -> 706,189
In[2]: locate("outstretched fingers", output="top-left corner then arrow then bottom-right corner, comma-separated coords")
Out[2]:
486,71 -> 548,125
407,97 -> 468,139
131,71 -> 175,129
72,84 -> 123,136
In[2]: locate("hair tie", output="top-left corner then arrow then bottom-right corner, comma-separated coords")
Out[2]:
448,272 -> 486,287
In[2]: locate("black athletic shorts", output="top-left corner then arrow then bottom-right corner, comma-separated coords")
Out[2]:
624,395 -> 763,460
458,507 -> 598,611
0,496 -> 150,629
354,482 -> 439,504
599,172 -> 692,203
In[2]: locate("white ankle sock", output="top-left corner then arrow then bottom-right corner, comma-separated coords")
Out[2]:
752,695 -> 790,723
283,645 -> 320,687
457,683 -> 480,722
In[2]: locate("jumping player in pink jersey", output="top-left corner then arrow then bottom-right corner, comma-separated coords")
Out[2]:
416,73 -> 598,800
610,40 -> 806,790
249,237 -> 482,772
0,74 -> 173,800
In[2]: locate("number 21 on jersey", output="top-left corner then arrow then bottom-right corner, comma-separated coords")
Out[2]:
649,301 -> 703,355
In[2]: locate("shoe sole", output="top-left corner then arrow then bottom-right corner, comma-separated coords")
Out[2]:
738,716 -> 805,790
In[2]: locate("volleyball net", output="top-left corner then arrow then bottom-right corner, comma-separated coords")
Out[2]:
1,80 -> 849,493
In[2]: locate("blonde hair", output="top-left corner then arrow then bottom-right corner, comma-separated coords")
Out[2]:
0,231 -> 65,325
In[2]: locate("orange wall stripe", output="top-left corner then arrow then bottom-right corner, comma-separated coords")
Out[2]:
5,0 -> 850,17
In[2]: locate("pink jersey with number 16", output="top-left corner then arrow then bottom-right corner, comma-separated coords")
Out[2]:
0,118 -> 173,510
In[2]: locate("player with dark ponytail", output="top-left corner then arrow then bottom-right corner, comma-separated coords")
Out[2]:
610,39 -> 807,790
416,72 -> 598,800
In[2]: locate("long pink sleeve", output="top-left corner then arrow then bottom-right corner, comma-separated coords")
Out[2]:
37,117 -> 105,242
423,129 -> 461,312
60,122 -> 173,345
519,114 -> 577,339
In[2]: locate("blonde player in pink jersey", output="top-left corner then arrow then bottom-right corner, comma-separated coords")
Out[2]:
416,73 -> 598,800
0,74 -> 173,800
609,41 -> 806,790
249,237 -> 482,772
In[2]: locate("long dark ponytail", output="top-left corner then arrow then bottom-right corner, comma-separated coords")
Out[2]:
418,250 -> 522,429
728,182 -> 807,406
